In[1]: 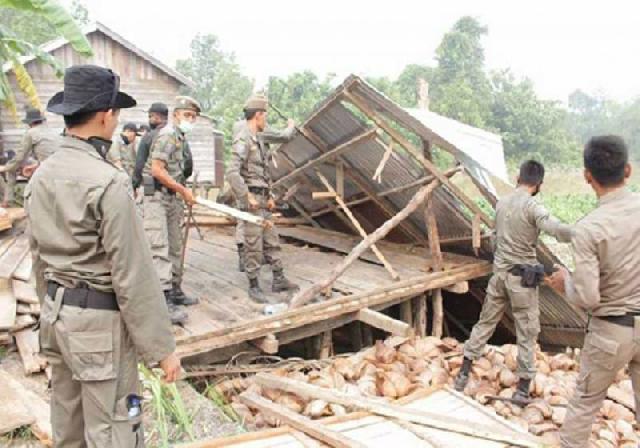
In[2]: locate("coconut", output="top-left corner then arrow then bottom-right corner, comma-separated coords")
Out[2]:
521,407 -> 544,425
552,406 -> 567,425
375,340 -> 396,364
304,400 -> 328,418
499,368 -> 517,388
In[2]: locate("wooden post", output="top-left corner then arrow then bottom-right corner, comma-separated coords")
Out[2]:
349,322 -> 363,351
336,161 -> 345,198
424,189 -> 445,338
399,300 -> 413,327
413,295 -> 427,338
319,331 -> 333,359
289,179 -> 439,308
432,289 -> 444,338
362,324 -> 373,347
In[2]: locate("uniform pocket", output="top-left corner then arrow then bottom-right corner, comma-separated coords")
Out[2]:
143,199 -> 167,249
585,332 -> 619,370
68,330 -> 117,381
506,274 -> 535,309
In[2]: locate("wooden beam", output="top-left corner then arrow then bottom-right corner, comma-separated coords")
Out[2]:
336,161 -> 345,198
177,262 -> 492,358
254,374 -> 540,447
472,213 -> 482,256
424,190 -> 445,338
399,300 -> 413,327
319,331 -> 333,359
357,308 -> 412,337
312,191 -> 337,200
239,393 -> 366,448
276,150 -> 323,228
311,166 -> 462,219
273,128 -> 378,189
342,88 -> 494,228
443,281 -> 469,294
432,289 -> 444,338
373,138 -> 394,183
289,179 -> 440,309
316,171 -> 400,281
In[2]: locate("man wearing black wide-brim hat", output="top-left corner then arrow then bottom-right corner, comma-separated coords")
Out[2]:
0,107 -> 58,206
25,65 -> 180,447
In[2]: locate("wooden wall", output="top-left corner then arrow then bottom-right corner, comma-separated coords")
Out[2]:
0,29 -> 223,185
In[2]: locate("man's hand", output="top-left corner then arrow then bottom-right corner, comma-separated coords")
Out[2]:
0,166 -> 7,174
545,266 -> 569,295
22,164 -> 38,178
180,187 -> 196,206
159,351 -> 181,383
262,219 -> 274,230
287,118 -> 295,128
247,192 -> 259,211
267,197 -> 276,211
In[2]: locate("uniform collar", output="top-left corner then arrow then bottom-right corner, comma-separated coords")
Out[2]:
173,124 -> 185,141
62,135 -> 110,161
598,186 -> 631,206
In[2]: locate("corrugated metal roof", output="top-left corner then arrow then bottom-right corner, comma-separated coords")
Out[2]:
271,74 -> 586,347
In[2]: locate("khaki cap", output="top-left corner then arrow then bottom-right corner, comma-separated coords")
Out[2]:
175,96 -> 202,114
244,94 -> 268,111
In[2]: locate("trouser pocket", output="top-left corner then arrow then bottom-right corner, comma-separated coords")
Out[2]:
68,330 -> 117,381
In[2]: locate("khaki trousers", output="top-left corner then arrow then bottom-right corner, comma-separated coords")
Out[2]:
560,317 -> 640,447
463,272 -> 540,380
39,289 -> 143,448
244,195 -> 283,280
143,191 -> 184,290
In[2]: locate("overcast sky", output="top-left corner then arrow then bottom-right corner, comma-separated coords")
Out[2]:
69,0 -> 640,103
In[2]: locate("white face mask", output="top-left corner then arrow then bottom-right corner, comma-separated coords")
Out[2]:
178,120 -> 195,134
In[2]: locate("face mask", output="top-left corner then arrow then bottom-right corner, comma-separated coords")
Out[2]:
178,121 -> 194,135
149,122 -> 158,130
121,134 -> 130,145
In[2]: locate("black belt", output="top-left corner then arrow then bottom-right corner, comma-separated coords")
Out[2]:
47,282 -> 119,311
597,312 -> 640,328
248,186 -> 269,195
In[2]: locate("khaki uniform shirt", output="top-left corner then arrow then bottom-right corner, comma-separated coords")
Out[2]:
6,124 -> 58,172
226,124 -> 295,208
107,137 -> 137,178
25,135 -> 175,364
149,125 -> 189,184
566,188 -> 640,316
493,188 -> 573,272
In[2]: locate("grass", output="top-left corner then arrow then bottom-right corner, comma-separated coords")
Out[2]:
0,425 -> 36,443
140,365 -> 195,447
203,383 -> 244,426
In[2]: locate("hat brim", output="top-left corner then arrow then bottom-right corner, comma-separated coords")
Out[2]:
47,90 -> 137,115
21,118 -> 44,124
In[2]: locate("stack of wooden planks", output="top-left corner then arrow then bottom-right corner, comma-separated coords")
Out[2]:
0,228 -> 47,375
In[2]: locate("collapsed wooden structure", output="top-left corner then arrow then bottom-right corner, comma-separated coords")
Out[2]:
174,75 -> 586,362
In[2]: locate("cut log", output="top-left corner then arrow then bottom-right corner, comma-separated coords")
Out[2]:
0,278 -> 16,330
254,374 -> 540,447
13,279 -> 39,304
357,308 -> 412,337
239,392 -> 366,448
0,369 -> 52,444
14,328 -> 47,374
290,179 -> 440,308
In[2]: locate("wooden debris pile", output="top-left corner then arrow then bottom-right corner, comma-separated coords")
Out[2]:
0,211 -> 47,376
214,336 -> 639,447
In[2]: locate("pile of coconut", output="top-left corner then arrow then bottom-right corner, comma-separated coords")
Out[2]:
214,336 -> 638,447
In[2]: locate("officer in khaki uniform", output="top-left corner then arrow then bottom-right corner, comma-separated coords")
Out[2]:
227,94 -> 298,303
26,65 -> 180,447
455,160 -> 573,403
547,136 -> 640,447
106,122 -> 140,178
143,96 -> 200,323
0,108 -> 58,206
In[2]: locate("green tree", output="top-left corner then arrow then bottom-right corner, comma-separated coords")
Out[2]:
0,0 -> 92,117
430,16 -> 492,127
70,0 -> 89,26
367,64 -> 433,107
489,70 -> 580,165
176,34 -> 253,149
266,71 -> 334,127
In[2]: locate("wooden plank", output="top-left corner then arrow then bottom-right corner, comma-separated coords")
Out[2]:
12,255 -> 32,282
273,127 -> 378,189
342,88 -> 494,228
0,369 -> 52,445
0,234 -> 29,279
312,191 -> 337,200
315,171 -> 400,281
12,279 -> 38,304
239,392 -> 366,448
0,370 -> 35,435
357,308 -> 412,337
254,374 -> 539,447
177,262 -> 492,358
11,314 -> 36,332
14,328 -> 47,374
444,282 -> 469,294
290,180 -> 440,309
292,430 -> 322,448
0,278 -> 16,330
336,162 -> 345,198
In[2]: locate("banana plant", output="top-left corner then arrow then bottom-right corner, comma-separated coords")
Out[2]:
0,0 -> 93,119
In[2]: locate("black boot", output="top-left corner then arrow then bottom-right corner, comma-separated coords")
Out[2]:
164,291 -> 187,325
272,269 -> 299,293
249,278 -> 268,304
454,357 -> 473,392
237,244 -> 245,272
170,284 -> 199,306
512,377 -> 532,406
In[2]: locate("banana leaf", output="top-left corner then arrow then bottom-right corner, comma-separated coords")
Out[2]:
0,0 -> 92,56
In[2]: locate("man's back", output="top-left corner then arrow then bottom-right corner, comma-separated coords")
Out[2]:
493,188 -> 572,271
27,124 -> 59,162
